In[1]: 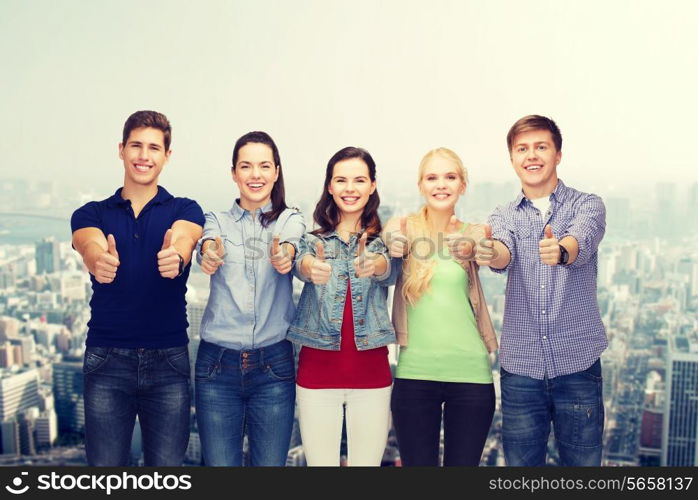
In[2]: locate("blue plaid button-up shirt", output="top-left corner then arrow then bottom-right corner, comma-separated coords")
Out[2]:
488,180 -> 607,379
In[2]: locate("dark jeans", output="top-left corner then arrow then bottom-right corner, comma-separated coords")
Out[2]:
195,338 -> 296,466
390,378 -> 495,466
501,359 -> 604,466
83,345 -> 191,466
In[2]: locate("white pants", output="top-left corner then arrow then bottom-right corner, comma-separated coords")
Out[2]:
296,385 -> 392,466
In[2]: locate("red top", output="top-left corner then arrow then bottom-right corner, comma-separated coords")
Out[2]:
296,282 -> 392,389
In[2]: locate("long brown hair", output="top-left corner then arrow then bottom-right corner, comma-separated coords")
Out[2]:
311,147 -> 382,238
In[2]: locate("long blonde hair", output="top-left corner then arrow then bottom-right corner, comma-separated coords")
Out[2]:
401,148 -> 468,305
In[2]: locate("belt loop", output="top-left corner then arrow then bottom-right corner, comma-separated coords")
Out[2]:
216,344 -> 226,366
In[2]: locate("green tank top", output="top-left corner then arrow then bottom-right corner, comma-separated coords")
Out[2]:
396,252 -> 493,383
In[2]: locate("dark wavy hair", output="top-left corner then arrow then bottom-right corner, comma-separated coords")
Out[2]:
311,147 -> 382,238
231,131 -> 287,227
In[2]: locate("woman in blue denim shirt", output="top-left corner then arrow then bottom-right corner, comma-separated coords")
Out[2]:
194,131 -> 305,466
287,147 -> 396,466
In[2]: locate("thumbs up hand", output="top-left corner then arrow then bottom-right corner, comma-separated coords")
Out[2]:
95,233 -> 120,284
388,217 -> 409,258
475,224 -> 496,267
539,224 -> 560,266
201,236 -> 225,275
445,215 -> 473,262
310,240 -> 332,285
353,232 -> 376,278
158,229 -> 182,279
270,235 -> 293,275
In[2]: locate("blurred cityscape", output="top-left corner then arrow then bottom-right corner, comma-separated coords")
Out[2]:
1,177 -> 698,466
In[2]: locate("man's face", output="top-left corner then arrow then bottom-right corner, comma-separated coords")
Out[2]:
510,129 -> 561,197
118,127 -> 170,188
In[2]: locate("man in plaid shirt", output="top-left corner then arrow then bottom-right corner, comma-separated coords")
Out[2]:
477,115 -> 607,466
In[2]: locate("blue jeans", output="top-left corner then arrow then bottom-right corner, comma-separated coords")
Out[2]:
83,345 -> 191,466
501,359 -> 604,466
195,338 -> 296,466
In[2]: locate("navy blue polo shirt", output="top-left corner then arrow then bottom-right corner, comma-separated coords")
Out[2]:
71,186 -> 205,348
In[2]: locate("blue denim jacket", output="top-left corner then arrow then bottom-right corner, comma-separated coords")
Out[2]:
287,231 -> 397,351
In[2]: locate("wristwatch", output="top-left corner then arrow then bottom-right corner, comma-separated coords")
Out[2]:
176,253 -> 185,277
558,244 -> 569,266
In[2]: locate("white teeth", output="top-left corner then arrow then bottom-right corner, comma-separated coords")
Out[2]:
525,165 -> 541,171
134,164 -> 150,172
248,184 -> 263,188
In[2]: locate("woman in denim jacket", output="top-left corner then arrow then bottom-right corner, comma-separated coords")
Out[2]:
194,131 -> 305,466
383,148 -> 497,466
287,147 -> 396,466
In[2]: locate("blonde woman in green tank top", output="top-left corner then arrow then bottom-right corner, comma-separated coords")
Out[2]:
383,148 -> 496,466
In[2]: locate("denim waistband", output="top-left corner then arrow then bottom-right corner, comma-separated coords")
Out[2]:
86,344 -> 188,359
199,338 -> 292,363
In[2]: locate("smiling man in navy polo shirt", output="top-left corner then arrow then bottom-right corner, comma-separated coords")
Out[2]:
71,110 -> 204,466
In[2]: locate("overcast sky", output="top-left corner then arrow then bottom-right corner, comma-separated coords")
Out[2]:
1,0 -> 697,211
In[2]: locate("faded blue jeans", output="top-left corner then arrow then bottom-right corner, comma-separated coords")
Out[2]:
83,345 -> 191,466
195,338 -> 296,466
501,358 -> 604,466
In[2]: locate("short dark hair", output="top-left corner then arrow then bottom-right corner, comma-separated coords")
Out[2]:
122,110 -> 172,150
312,147 -> 382,238
507,115 -> 562,153
231,131 -> 287,227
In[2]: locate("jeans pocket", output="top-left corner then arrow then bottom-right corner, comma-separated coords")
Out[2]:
578,359 -> 602,383
166,347 -> 191,378
83,347 -> 111,375
265,353 -> 295,381
570,401 -> 604,448
195,349 -> 219,381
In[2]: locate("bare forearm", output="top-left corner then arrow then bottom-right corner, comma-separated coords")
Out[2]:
81,241 -> 107,275
300,255 -> 315,279
490,240 -> 511,270
373,255 -> 388,276
281,242 -> 296,260
173,235 -> 197,266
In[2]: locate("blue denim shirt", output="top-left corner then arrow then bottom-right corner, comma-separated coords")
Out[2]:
196,201 -> 305,350
288,231 -> 397,351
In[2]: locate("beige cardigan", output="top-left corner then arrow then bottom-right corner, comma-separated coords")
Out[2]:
391,227 -> 498,353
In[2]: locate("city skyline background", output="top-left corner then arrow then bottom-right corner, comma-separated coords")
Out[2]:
2,0 -> 698,214
2,0 -> 698,467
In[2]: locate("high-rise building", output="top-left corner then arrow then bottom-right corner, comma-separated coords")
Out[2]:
655,183 -> 677,238
0,316 -> 19,341
34,409 -> 58,448
185,430 -> 202,465
186,301 -> 206,340
0,369 -> 41,421
10,337 -> 34,366
639,408 -> 663,466
52,357 -> 84,433
35,237 -> 60,274
18,408 -> 39,455
0,343 -> 15,368
1,420 -> 20,456
663,336 -> 698,465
